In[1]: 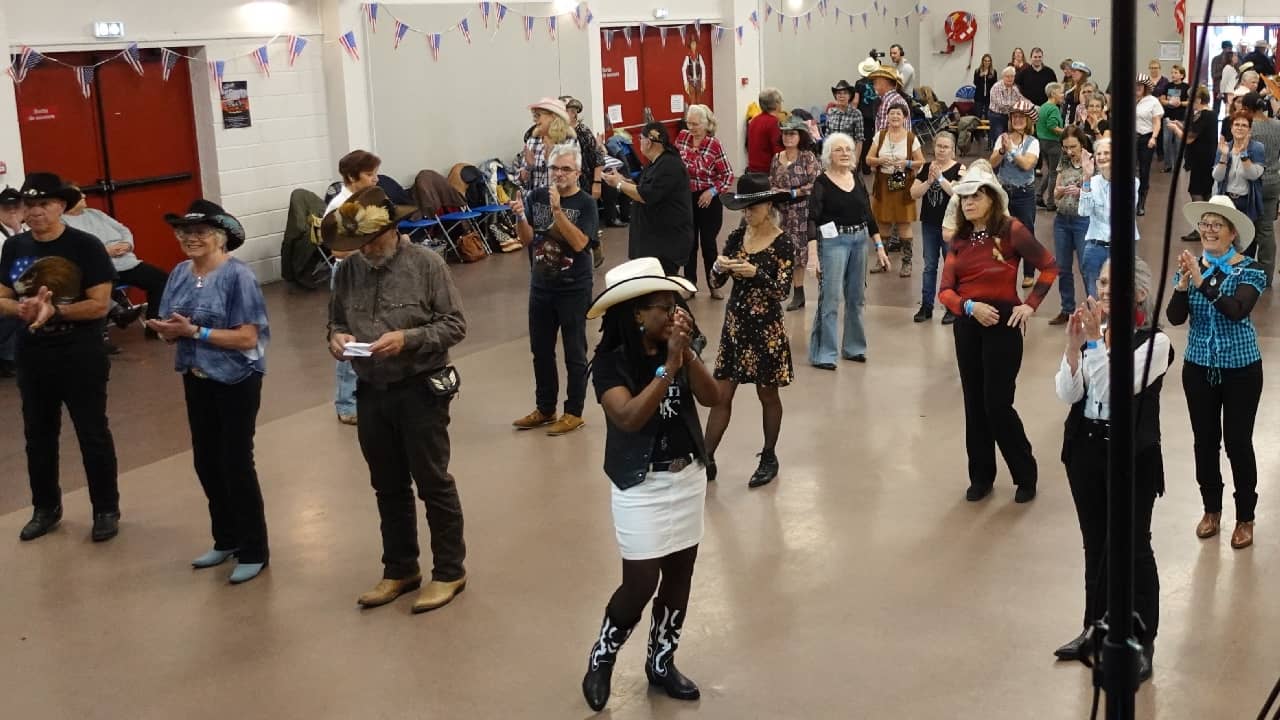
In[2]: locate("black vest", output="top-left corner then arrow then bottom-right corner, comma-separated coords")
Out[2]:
1061,327 -> 1174,466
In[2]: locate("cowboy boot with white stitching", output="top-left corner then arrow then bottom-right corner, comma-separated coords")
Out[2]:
645,600 -> 700,701
582,609 -> 639,711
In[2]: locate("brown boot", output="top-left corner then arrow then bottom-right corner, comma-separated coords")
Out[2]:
1195,512 -> 1221,539
412,576 -> 467,613
512,409 -> 557,430
1230,521 -> 1254,549
357,574 -> 422,608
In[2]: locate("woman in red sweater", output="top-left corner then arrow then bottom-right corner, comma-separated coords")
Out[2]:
938,161 -> 1058,503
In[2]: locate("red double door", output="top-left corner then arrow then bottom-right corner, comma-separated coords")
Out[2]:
601,24 -> 715,146
15,48 -> 204,272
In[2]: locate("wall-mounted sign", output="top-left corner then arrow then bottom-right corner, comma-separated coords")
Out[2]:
220,81 -> 252,129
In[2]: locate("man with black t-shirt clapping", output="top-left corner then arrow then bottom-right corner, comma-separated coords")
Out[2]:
510,144 -> 599,437
0,172 -> 122,543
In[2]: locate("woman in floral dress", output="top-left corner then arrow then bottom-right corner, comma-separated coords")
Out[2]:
702,174 -> 795,489
769,116 -> 822,311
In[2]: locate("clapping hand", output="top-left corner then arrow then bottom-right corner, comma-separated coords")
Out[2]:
1081,150 -> 1095,178
18,286 -> 56,330
1177,250 -> 1201,288
1080,297 -> 1104,341
509,190 -> 525,218
665,308 -> 693,370
928,163 -> 941,183
1000,134 -> 1012,153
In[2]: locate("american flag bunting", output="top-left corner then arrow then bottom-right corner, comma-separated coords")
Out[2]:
339,31 -> 360,61
363,3 -> 378,32
428,33 -> 441,61
15,46 -> 44,83
251,46 -> 270,77
459,19 -> 472,44
122,43 -> 144,76
75,65 -> 94,98
160,48 -> 180,81
287,35 -> 308,66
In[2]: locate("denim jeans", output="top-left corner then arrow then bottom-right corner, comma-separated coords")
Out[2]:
809,230 -> 868,364
1036,140 -> 1062,207
988,113 -> 1007,150
1163,124 -> 1182,170
529,285 -> 592,417
1053,214 -> 1090,313
1005,184 -> 1037,278
1081,240 -> 1109,299
920,222 -> 948,309
331,260 -> 357,416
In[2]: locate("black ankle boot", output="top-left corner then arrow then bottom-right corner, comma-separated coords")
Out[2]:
1137,642 -> 1154,685
1053,627 -> 1092,662
785,287 -> 805,311
646,600 -> 700,701
748,449 -> 779,488
582,610 -> 639,711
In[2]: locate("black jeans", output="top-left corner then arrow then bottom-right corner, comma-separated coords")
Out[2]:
685,193 -> 723,288
1137,133 -> 1155,205
17,340 -> 119,513
357,378 -> 466,581
529,285 -> 591,417
1066,426 -> 1161,640
183,372 -> 270,564
1182,361 -> 1263,521
600,182 -> 630,224
952,318 -> 1037,488
117,262 -> 170,320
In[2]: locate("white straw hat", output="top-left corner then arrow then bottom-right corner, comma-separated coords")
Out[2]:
951,160 -> 1009,209
1182,195 -> 1255,249
586,257 -> 696,319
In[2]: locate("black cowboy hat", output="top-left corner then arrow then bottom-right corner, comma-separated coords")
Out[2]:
720,173 -> 791,211
0,186 -> 21,205
18,172 -> 81,206
164,199 -> 247,251
831,79 -> 856,97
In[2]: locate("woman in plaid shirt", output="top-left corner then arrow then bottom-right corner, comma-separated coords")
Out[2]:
675,105 -> 735,297
1168,196 -> 1267,551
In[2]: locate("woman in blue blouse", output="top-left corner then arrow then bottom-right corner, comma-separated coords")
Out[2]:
1077,138 -> 1141,298
146,200 -> 272,584
1167,196 -> 1266,550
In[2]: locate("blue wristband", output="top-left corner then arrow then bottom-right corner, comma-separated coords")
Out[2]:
710,188 -> 718,197
1085,340 -> 1099,350
654,365 -> 669,380
790,188 -> 798,199
963,300 -> 976,316
199,327 -> 212,342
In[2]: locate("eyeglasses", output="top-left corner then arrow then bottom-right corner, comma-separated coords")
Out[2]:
549,164 -> 578,175
641,303 -> 677,316
1197,221 -> 1228,232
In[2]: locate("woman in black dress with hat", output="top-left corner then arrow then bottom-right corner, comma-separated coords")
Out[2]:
702,175 -> 795,489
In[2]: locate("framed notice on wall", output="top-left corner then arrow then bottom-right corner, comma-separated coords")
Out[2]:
220,81 -> 251,129
1159,41 -> 1182,62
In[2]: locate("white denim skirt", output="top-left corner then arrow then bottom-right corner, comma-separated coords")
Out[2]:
611,461 -> 707,560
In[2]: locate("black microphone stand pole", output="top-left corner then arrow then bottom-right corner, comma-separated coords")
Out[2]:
1104,0 -> 1139,717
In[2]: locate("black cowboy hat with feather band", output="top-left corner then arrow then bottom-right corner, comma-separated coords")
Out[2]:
164,199 -> 247,251
320,186 -> 416,252
721,173 -> 791,211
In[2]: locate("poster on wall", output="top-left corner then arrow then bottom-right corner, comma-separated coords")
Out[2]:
220,81 -> 252,129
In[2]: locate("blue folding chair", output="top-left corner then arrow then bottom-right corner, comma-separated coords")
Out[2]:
399,217 -> 444,250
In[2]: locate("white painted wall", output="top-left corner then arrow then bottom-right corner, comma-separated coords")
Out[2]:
0,3 -> 22,186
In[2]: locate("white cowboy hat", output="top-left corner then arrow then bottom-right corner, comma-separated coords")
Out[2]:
528,97 -> 570,123
586,257 -> 696,320
1182,195 -> 1255,249
951,160 -> 1009,209
857,58 -> 881,78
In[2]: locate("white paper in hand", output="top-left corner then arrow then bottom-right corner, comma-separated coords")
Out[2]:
343,342 -> 374,358
819,222 -> 839,239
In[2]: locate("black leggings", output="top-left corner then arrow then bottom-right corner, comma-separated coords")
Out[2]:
685,193 -> 723,288
1183,360 -> 1263,521
606,545 -> 699,624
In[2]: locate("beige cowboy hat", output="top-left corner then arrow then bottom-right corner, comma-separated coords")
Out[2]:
529,97 -> 570,123
856,58 -> 881,78
864,65 -> 903,87
1183,195 -> 1255,249
951,160 -> 1009,209
586,257 -> 695,319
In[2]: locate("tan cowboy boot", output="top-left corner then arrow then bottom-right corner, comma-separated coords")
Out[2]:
357,574 -> 422,608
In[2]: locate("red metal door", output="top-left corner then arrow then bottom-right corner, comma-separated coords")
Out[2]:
17,48 -> 203,271
601,24 -> 714,146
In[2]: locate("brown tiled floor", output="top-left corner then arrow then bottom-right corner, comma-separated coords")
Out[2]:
1,166 -> 1278,718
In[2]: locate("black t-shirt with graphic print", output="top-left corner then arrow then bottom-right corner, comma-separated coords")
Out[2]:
523,187 -> 598,292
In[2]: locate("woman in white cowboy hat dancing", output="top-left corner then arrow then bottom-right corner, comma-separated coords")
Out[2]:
1167,195 -> 1268,550
579,258 -> 720,712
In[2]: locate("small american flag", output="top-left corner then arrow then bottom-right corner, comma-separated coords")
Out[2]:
122,43 -> 144,76
287,35 -> 307,66
427,33 -> 442,62
393,20 -> 410,49
603,30 -> 613,51
209,59 -> 226,86
458,19 -> 472,45
339,31 -> 360,61
251,46 -> 270,77
1147,1 -> 1160,16
622,26 -> 632,47
749,11 -> 759,29
524,16 -> 535,42
160,48 -> 180,81
479,2 -> 491,28
495,4 -> 508,28
658,25 -> 668,47
735,26 -> 744,44
75,65 -> 94,98
677,25 -> 686,45
363,3 -> 378,32
547,16 -> 556,41
15,46 -> 44,83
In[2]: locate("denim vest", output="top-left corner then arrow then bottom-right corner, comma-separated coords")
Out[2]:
598,349 -> 708,490
997,136 -> 1037,188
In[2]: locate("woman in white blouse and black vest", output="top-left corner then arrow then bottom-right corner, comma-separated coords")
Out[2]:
1052,256 -> 1171,686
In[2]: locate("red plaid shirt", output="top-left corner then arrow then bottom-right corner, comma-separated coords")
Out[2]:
675,130 -> 735,194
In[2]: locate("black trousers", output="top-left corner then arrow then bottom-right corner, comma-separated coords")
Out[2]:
117,262 -> 170,320
953,318 -> 1037,488
1137,133 -> 1155,204
600,182 -> 631,224
357,378 -> 466,581
529,286 -> 591,417
685,193 -> 723,288
1066,426 -> 1161,641
1182,361 -> 1263,521
17,340 -> 119,513
183,372 -> 270,564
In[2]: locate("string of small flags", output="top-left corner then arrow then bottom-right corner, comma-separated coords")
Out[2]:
361,1 -> 596,60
